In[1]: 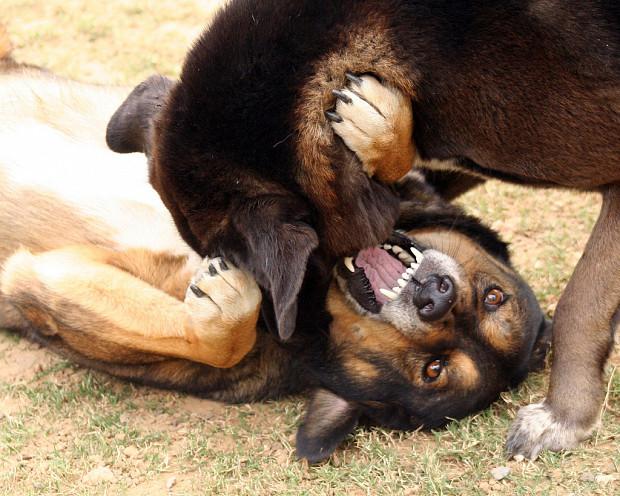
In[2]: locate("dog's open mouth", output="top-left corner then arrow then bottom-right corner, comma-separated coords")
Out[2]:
337,231 -> 426,313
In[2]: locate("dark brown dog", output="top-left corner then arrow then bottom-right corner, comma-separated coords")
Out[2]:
105,0 -> 619,459
0,41 -> 552,464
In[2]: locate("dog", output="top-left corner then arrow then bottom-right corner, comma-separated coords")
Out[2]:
105,0 -> 619,459
0,34 -> 551,463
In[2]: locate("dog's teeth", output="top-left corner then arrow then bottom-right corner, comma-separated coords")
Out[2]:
383,244 -> 392,250
397,278 -> 407,288
402,272 -> 410,280
406,267 -> 416,275
392,246 -> 403,254
410,262 -> 420,272
379,288 -> 398,300
398,252 -> 414,264
392,286 -> 402,294
410,246 -> 424,262
344,257 -> 355,273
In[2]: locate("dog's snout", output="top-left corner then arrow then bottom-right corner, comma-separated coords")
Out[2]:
412,275 -> 456,322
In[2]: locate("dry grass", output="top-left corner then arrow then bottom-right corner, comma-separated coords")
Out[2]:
0,1 -> 618,494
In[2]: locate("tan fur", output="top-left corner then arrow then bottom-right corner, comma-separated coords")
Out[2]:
331,75 -> 415,182
413,229 -> 523,354
0,24 -> 12,61
327,285 -> 412,353
1,246 -> 260,368
0,61 -> 261,370
293,17 -> 416,253
448,351 -> 481,390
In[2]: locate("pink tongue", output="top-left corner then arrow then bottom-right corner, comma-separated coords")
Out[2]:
355,247 -> 407,305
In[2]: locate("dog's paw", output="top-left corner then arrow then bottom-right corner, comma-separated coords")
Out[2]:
326,73 -> 415,183
506,401 -> 597,460
185,257 -> 261,339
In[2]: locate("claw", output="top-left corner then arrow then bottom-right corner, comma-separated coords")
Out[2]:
345,72 -> 363,86
324,110 -> 343,123
189,284 -> 206,297
208,263 -> 218,276
218,259 -> 229,271
332,89 -> 352,104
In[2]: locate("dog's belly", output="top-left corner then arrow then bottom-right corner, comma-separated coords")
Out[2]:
0,122 -> 193,262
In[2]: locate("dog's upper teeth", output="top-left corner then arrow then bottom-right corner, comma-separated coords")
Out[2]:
392,286 -> 402,294
397,278 -> 407,288
398,251 -> 414,264
379,288 -> 398,300
402,272 -> 410,280
410,246 -> 424,262
392,246 -> 403,254
344,257 -> 355,273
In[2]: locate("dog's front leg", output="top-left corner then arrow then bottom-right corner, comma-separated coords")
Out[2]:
507,184 -> 620,459
1,247 -> 261,369
326,73 -> 415,183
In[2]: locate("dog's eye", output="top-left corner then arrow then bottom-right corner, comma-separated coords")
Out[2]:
423,358 -> 444,382
484,288 -> 505,308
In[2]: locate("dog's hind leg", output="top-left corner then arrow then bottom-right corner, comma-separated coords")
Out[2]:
507,184 -> 620,459
0,246 -> 261,368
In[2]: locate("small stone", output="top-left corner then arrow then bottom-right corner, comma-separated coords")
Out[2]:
166,476 -> 177,490
595,474 -> 617,484
82,466 -> 117,485
579,471 -> 596,482
33,482 -> 43,491
490,466 -> 511,481
123,446 -> 140,458
512,454 -> 525,463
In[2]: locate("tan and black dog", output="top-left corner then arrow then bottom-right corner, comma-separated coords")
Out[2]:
0,34 -> 551,463
106,0 -> 619,459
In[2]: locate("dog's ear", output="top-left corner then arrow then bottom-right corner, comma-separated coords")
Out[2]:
232,195 -> 319,341
528,318 -> 553,373
106,75 -> 174,156
296,388 -> 361,464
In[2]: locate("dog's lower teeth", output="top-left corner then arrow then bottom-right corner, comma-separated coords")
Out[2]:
383,244 -> 392,250
379,288 -> 398,300
392,246 -> 403,254
344,257 -> 355,273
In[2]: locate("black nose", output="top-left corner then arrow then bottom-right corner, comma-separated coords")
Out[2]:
412,275 -> 456,322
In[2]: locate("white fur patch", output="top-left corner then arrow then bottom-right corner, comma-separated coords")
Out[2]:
1,121 -> 190,256
0,73 -> 193,257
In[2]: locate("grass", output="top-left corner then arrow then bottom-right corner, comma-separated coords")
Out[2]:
0,1 -> 618,494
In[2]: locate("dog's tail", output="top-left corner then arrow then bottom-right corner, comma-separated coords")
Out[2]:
0,23 -> 13,61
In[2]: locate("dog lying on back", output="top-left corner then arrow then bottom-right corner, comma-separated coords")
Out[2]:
0,37 -> 550,463
106,0 -> 619,459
